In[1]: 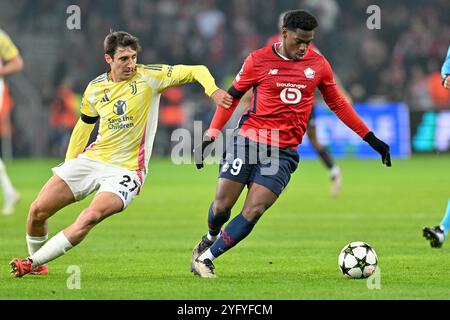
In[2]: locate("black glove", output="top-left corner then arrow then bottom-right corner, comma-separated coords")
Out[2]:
193,134 -> 215,169
363,131 -> 392,167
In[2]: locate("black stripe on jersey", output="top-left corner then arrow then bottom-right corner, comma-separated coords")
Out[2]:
237,110 -> 251,128
228,85 -> 245,99
252,86 -> 258,113
81,113 -> 99,124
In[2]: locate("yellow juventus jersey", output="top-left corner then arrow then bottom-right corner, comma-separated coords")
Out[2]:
67,64 -> 219,174
0,29 -> 19,65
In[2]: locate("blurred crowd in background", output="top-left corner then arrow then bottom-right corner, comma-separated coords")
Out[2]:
0,0 -> 449,157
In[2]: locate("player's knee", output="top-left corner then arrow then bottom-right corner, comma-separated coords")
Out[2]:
213,199 -> 233,216
242,204 -> 266,223
29,200 -> 50,223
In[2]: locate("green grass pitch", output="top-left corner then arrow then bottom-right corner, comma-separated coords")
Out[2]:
0,155 -> 449,300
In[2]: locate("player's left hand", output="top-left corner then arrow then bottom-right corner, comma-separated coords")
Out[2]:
363,131 -> 392,167
194,134 -> 215,169
211,89 -> 233,108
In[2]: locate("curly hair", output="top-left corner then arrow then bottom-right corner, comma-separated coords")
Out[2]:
282,10 -> 318,31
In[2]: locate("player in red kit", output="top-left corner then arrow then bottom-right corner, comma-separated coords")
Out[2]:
266,12 -> 351,196
191,10 -> 391,278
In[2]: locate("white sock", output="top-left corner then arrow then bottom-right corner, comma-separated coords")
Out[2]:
0,158 -> 16,196
207,231 -> 221,242
198,249 -> 216,262
330,165 -> 341,179
26,234 -> 48,256
29,231 -> 73,267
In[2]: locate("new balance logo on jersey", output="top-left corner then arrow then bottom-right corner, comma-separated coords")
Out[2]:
268,69 -> 279,75
304,67 -> 316,79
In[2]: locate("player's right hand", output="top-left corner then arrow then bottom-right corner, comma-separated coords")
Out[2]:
443,75 -> 450,89
194,134 -> 215,169
363,131 -> 392,167
211,89 -> 233,109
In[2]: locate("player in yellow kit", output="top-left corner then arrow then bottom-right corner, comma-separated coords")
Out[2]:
10,31 -> 232,277
0,28 -> 23,215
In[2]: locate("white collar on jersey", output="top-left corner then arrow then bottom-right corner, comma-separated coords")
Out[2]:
273,42 -> 291,60
273,42 -> 309,61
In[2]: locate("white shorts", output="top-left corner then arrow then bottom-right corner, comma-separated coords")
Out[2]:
52,154 -> 142,209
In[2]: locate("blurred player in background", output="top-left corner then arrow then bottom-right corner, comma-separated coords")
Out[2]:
441,45 -> 450,89
191,10 -> 391,278
424,199 -> 450,248
423,45 -> 450,248
267,12 -> 351,196
9,30 -> 232,277
0,28 -> 23,215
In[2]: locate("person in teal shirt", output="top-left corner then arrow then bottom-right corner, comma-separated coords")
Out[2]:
441,45 -> 450,89
422,45 -> 450,248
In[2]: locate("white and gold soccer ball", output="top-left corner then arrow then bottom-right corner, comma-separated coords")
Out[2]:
338,241 -> 378,278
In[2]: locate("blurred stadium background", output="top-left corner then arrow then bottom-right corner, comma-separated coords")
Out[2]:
0,0 -> 449,159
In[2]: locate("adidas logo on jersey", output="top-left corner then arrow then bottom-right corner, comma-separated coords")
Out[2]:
119,191 -> 128,200
268,69 -> 279,75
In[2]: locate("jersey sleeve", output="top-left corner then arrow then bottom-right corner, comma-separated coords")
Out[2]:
317,57 -> 337,89
207,54 -> 259,136
230,53 -> 259,98
65,118 -> 96,160
65,82 -> 99,159
0,30 -> 19,61
207,99 -> 241,139
142,64 -> 219,96
79,83 -> 99,117
318,58 -> 370,139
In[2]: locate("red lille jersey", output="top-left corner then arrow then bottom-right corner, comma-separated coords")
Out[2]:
217,43 -> 369,149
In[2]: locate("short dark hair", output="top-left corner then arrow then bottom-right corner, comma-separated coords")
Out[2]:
282,10 -> 318,31
104,30 -> 141,58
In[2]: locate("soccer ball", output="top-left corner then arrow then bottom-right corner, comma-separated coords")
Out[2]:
338,241 -> 378,278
